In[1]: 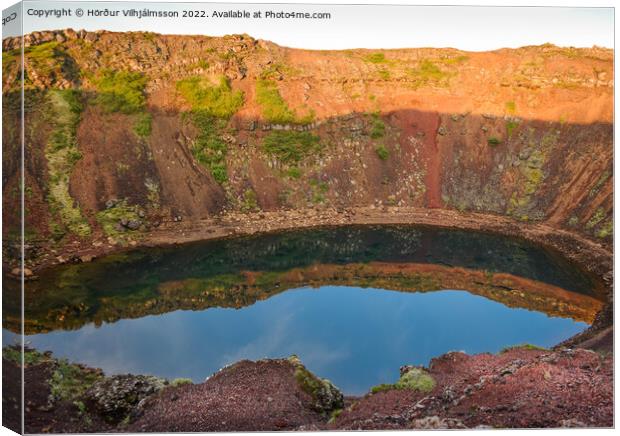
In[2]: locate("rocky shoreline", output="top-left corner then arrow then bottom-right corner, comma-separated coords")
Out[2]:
3,341 -> 613,432
15,207 -> 612,278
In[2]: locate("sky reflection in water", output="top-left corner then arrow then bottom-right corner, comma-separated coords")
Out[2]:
7,286 -> 587,395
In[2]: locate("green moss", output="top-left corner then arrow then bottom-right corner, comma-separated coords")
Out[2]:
567,216 -> 579,227
289,355 -> 343,413
370,113 -> 385,139
506,120 -> 519,138
21,42 -> 75,84
295,365 -> 324,397
500,343 -> 547,354
50,359 -> 102,403
256,79 -> 296,124
95,199 -> 142,239
378,69 -> 390,80
188,111 -> 229,184
375,144 -> 389,160
241,189 -> 259,212
596,220 -> 613,239
508,130 -> 558,218
45,90 -> 91,238
255,79 -> 314,124
505,101 -> 516,114
176,76 -> 244,118
586,208 -> 606,229
328,408 -> 343,424
286,167 -> 302,179
195,59 -> 209,69
133,112 -> 152,138
27,41 -> 60,60
370,383 -> 394,394
93,69 -> 148,114
407,60 -> 452,88
170,378 -> 193,387
263,131 -> 321,164
370,368 -> 435,394
3,347 -> 50,366
487,136 -> 502,146
364,53 -> 387,64
395,368 -> 436,392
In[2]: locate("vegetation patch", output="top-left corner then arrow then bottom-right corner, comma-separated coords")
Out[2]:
508,129 -> 558,218
170,378 -> 193,387
289,355 -> 344,414
95,199 -> 143,240
256,79 -> 314,124
596,220 -> 613,239
187,112 -> 229,183
506,120 -> 520,138
133,112 -> 152,138
93,69 -> 154,138
436,54 -> 469,65
93,69 -> 148,114
586,208 -> 606,230
370,113 -> 385,139
176,76 -> 244,118
370,383 -> 395,394
328,408 -> 343,424
371,368 -> 436,394
3,347 -> 50,366
364,52 -> 387,64
375,144 -> 389,160
286,167 -> 302,179
262,131 -> 322,164
395,368 -> 436,391
487,136 -> 502,146
15,41 -> 80,88
500,343 -> 548,354
240,188 -> 259,212
407,60 -> 452,88
309,179 -> 329,203
176,76 -> 244,184
45,90 -> 92,238
50,359 -> 103,403
377,69 -> 391,80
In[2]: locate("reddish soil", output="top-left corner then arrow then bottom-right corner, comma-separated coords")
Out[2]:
332,348 -> 613,430
128,359 -> 326,432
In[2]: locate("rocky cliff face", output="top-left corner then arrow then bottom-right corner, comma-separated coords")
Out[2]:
2,30 -> 613,259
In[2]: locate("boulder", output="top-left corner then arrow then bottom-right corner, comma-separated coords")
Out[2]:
288,355 -> 344,414
85,374 -> 168,423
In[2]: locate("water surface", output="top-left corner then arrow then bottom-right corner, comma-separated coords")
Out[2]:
3,226 -> 602,394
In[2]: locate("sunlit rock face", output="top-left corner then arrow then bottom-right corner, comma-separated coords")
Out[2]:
1,32 -> 613,260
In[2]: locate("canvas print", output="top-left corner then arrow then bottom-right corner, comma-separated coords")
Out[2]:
1,1 -> 614,433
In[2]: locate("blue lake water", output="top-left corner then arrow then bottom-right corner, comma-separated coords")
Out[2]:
3,226 -> 601,394
5,286 -> 588,395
